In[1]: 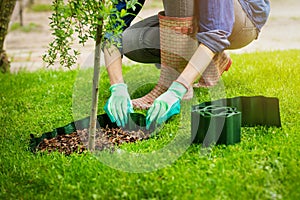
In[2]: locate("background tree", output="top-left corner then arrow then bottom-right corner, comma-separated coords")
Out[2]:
0,0 -> 17,73
43,0 -> 139,150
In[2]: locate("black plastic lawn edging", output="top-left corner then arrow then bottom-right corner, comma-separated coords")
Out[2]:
191,96 -> 281,146
29,113 -> 154,153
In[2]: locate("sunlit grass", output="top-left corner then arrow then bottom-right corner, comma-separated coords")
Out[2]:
29,4 -> 53,12
0,50 -> 299,199
9,22 -> 41,33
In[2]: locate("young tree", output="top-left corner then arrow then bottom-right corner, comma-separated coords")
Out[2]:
0,0 -> 17,73
43,0 -> 139,151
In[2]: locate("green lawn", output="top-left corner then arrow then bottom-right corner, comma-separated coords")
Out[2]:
0,50 -> 299,199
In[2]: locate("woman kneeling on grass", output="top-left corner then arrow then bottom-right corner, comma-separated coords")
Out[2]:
103,0 -> 270,129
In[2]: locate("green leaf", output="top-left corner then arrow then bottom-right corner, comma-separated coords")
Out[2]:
120,9 -> 127,18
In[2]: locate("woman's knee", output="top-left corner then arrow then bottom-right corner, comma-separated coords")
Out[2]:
122,15 -> 160,63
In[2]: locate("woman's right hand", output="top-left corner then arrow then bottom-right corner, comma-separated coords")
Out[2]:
104,83 -> 133,127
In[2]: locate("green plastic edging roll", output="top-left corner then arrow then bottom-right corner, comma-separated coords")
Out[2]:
192,96 -> 281,127
192,105 -> 241,146
191,96 -> 281,146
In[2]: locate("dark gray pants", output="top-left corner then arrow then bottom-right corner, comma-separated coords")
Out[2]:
162,0 -> 194,17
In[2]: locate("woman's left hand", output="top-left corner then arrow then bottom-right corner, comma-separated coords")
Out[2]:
146,82 -> 187,129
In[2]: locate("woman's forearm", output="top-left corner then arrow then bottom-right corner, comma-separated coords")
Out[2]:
104,45 -> 124,85
176,44 -> 215,88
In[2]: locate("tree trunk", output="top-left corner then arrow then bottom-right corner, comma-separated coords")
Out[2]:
88,22 -> 104,151
0,0 -> 17,73
19,0 -> 23,26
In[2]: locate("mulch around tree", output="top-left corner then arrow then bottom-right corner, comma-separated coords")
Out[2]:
36,126 -> 151,155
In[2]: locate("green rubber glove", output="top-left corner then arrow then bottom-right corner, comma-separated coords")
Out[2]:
146,81 -> 187,129
104,83 -> 133,127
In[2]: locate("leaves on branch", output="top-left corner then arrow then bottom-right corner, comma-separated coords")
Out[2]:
43,0 -> 138,68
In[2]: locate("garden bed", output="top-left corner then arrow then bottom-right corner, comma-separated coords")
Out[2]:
30,113 -> 152,155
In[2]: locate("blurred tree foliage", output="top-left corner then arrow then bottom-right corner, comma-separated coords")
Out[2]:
43,0 -> 140,68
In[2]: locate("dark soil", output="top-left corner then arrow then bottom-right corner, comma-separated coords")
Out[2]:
36,126 -> 151,155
